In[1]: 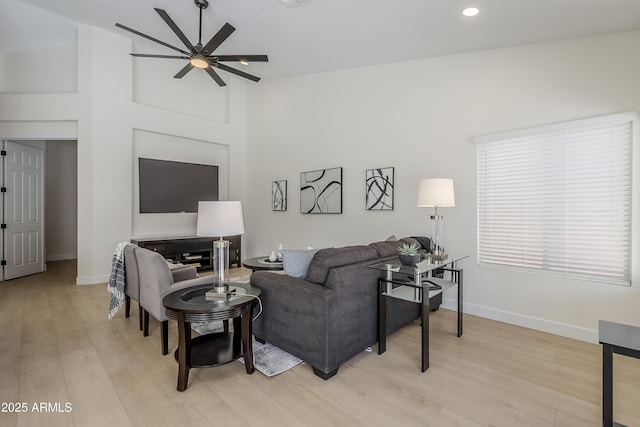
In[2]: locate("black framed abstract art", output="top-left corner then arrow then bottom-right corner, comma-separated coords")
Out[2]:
300,167 -> 342,214
272,180 -> 287,211
366,167 -> 394,210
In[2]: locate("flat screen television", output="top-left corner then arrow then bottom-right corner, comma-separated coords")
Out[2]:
138,158 -> 219,213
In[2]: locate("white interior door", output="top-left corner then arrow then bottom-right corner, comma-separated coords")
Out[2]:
3,141 -> 44,280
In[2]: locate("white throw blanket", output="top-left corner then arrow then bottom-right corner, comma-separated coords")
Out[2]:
107,242 -> 128,319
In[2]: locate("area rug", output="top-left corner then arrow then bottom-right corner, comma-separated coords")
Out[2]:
238,339 -> 303,377
191,322 -> 303,377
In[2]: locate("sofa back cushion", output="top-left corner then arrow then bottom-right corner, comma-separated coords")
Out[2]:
369,240 -> 402,257
369,237 -> 425,258
406,236 -> 431,251
306,245 -> 378,284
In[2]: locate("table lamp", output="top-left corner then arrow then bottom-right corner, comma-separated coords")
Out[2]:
416,178 -> 455,260
196,201 -> 245,297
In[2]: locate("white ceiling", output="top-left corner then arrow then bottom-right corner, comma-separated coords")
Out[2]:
3,0 -> 640,80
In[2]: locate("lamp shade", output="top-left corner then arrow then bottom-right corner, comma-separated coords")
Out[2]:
196,201 -> 245,237
416,178 -> 455,207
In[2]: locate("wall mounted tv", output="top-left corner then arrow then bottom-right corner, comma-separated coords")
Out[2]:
138,158 -> 219,213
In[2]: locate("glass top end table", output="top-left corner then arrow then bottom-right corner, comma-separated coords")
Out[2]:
242,256 -> 284,272
369,254 -> 467,372
369,253 -> 467,274
369,254 -> 468,303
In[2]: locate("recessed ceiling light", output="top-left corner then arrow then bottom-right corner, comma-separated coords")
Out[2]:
463,7 -> 480,17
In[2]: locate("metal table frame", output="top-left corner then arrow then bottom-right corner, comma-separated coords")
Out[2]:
599,320 -> 640,427
371,256 -> 466,372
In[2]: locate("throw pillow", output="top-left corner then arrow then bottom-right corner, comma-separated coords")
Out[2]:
281,248 -> 319,279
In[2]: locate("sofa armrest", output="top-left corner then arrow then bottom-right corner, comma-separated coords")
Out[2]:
250,271 -> 336,311
250,271 -> 337,364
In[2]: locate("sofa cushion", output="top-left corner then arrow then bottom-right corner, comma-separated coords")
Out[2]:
369,240 -> 403,258
401,236 -> 422,249
281,248 -> 319,279
306,245 -> 378,284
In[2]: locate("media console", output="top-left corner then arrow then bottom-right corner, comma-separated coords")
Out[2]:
131,235 -> 241,271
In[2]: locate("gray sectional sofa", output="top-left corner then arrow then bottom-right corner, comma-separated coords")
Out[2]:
250,237 -> 438,379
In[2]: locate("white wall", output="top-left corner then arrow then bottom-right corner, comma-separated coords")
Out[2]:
1,10 -> 249,284
131,129 -> 230,238
74,26 -> 248,284
247,31 -> 640,342
4,45 -> 77,93
0,0 -> 78,93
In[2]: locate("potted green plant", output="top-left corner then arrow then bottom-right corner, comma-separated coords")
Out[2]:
397,242 -> 421,266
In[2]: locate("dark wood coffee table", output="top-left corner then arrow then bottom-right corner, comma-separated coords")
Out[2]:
163,283 -> 261,391
242,256 -> 283,272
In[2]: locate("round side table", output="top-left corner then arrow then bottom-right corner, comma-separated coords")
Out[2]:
242,256 -> 284,272
163,283 -> 261,391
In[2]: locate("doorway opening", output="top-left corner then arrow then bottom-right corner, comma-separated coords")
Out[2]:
1,139 -> 77,281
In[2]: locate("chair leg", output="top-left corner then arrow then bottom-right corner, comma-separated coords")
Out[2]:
143,310 -> 150,337
138,305 -> 143,331
125,295 -> 131,318
161,320 -> 169,355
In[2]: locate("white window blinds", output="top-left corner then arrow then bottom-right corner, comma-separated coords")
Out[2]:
476,112 -> 636,286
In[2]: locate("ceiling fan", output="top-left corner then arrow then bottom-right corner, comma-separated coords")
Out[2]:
115,0 -> 268,86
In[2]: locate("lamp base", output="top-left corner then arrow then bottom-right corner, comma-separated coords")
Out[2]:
429,252 -> 448,261
205,285 -> 233,301
205,285 -> 246,301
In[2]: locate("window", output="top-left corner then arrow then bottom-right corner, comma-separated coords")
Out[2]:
475,112 -> 636,286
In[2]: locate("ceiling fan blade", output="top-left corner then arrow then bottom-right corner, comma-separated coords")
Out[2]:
154,8 -> 195,53
201,23 -> 236,56
131,54 -> 190,60
214,55 -> 269,62
204,67 -> 227,87
174,63 -> 195,79
115,23 -> 191,56
215,63 -> 261,82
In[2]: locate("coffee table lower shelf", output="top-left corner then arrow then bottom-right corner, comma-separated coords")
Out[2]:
175,332 -> 242,368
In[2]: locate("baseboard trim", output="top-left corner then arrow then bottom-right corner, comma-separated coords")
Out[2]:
440,297 -> 598,344
76,274 -> 109,285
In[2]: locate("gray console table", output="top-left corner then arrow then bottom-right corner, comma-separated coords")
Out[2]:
599,320 -> 640,427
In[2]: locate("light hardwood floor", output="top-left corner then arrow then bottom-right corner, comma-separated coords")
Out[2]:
1,260 -> 639,426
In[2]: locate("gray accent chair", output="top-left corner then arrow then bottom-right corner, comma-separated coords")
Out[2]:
136,247 -> 215,355
251,238 -> 427,380
123,244 -> 143,331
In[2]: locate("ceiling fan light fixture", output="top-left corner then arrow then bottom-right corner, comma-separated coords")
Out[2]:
463,7 -> 480,17
190,55 -> 209,68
